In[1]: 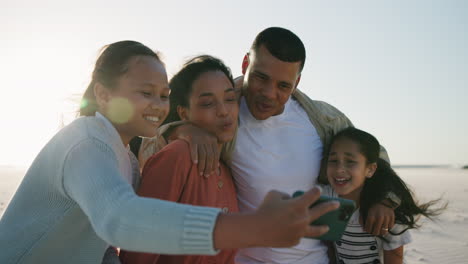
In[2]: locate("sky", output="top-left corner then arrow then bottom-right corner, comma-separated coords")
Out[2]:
1,0 -> 467,167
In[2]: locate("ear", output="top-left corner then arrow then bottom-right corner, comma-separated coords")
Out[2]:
241,53 -> 249,75
293,74 -> 301,91
366,162 -> 377,178
177,105 -> 189,121
93,82 -> 111,109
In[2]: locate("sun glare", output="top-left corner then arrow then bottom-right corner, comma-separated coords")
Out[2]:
107,98 -> 134,124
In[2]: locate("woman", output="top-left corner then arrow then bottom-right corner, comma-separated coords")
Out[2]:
120,55 -> 240,263
0,41 -> 337,264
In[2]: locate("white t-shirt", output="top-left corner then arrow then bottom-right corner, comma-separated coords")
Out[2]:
232,97 -> 327,264
321,185 -> 412,264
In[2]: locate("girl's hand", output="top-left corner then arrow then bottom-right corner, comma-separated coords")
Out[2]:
213,187 -> 340,249
253,188 -> 339,246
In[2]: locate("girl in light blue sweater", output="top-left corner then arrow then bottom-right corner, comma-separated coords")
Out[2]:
0,41 -> 338,264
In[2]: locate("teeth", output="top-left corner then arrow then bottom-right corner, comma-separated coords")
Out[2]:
335,178 -> 349,183
144,116 -> 160,122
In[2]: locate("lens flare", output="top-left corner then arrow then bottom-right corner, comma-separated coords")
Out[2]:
107,97 -> 134,124
80,99 -> 88,109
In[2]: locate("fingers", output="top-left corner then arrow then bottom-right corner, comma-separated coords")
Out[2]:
189,142 -> 198,165
388,213 -> 395,230
198,145 -> 207,176
196,138 -> 218,177
291,187 -> 321,208
364,204 -> 396,236
307,199 -> 340,224
371,215 -> 384,236
304,224 -> 330,238
213,142 -> 220,172
263,190 -> 291,202
177,124 -> 219,177
378,215 -> 394,236
203,144 -> 214,177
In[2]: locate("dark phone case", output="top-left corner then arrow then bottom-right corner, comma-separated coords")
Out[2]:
293,191 -> 356,241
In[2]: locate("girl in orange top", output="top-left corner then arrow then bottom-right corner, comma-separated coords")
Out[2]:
120,55 -> 240,264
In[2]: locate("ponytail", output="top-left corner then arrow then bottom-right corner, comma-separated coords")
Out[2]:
79,40 -> 161,116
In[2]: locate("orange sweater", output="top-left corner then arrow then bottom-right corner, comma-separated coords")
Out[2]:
120,140 -> 239,264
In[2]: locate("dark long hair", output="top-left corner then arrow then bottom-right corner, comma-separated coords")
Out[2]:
162,55 -> 234,125
80,40 -> 161,116
328,127 -> 446,233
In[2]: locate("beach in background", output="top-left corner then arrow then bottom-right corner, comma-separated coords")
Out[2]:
1,166 -> 467,263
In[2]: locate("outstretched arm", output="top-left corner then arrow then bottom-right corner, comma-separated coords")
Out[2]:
213,187 -> 339,249
65,139 -> 339,255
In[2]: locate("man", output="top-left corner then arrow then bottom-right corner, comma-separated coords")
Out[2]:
139,27 -> 396,263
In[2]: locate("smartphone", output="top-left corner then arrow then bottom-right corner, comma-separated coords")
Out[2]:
293,191 -> 356,241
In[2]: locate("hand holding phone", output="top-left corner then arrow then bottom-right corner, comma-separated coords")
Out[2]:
293,191 -> 356,241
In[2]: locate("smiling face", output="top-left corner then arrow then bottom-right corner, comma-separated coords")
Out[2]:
326,138 -> 377,202
100,55 -> 169,144
178,70 -> 238,144
242,45 -> 301,120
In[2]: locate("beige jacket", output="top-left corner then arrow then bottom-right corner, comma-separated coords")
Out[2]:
139,89 -> 388,184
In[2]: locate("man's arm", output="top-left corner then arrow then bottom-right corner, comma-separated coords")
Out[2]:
140,122 -> 220,177
293,90 -> 398,236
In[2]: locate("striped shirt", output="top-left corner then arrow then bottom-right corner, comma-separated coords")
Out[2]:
321,185 -> 412,264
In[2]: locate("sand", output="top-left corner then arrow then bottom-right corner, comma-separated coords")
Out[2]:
1,166 -> 467,263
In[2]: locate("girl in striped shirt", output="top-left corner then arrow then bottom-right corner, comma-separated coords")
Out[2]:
323,127 -> 445,264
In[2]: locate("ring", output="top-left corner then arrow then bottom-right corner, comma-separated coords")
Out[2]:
382,227 -> 389,231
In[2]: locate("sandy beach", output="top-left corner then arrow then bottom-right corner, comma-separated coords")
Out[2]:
1,166 -> 467,263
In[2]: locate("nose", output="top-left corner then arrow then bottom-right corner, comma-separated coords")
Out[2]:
260,81 -> 275,99
217,102 -> 228,117
337,162 -> 346,173
150,97 -> 166,111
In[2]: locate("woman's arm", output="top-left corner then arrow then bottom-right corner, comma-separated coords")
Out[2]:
213,188 -> 337,249
384,246 -> 404,264
63,138 -> 339,254
63,138 -> 220,255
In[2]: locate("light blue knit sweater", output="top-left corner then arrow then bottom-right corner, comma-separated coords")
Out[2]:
0,115 -> 220,264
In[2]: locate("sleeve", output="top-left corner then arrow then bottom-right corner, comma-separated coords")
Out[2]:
120,141 -> 192,264
139,121 -> 188,168
382,225 -> 413,251
63,138 -> 220,255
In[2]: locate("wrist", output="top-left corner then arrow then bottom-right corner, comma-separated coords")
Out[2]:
213,212 -> 259,250
381,192 -> 401,209
163,120 -> 188,141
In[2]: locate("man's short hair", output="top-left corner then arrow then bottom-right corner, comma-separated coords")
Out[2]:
251,27 -> 306,72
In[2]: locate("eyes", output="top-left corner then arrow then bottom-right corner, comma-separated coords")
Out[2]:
327,159 -> 358,167
139,90 -> 169,101
254,73 -> 268,81
199,95 -> 237,108
252,72 -> 292,91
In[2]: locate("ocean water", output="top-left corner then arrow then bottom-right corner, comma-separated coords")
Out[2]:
1,166 -> 467,216
394,167 -> 468,209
